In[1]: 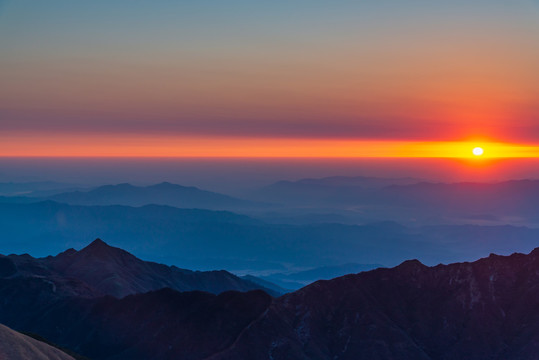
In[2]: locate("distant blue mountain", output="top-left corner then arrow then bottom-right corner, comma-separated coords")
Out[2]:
251,178 -> 539,226
0,201 -> 538,272
49,182 -> 265,210
251,176 -> 421,205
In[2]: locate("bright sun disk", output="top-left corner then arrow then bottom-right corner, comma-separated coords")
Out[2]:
473,147 -> 484,156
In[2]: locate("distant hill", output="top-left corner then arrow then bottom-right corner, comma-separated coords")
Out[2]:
3,238 -> 281,298
380,179 -> 539,214
0,323 -> 75,360
2,248 -> 539,359
252,178 -> 539,226
262,262 -> 384,289
0,200 -> 261,261
251,176 -> 421,206
49,182 -> 263,210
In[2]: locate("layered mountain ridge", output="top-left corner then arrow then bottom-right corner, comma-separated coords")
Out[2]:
1,242 -> 538,359
2,200 -> 538,273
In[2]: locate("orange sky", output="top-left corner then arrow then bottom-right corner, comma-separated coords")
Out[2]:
1,1 -> 538,158
2,134 -> 539,159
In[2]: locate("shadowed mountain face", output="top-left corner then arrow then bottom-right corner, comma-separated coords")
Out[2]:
213,248 -> 539,360
0,323 -> 75,360
0,285 -> 271,360
2,239 -> 280,298
49,182 -> 262,211
1,245 -> 538,359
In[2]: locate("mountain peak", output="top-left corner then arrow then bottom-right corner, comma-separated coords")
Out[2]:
156,181 -> 173,186
150,182 -> 195,190
396,259 -> 426,271
87,238 -> 109,248
79,238 -> 125,259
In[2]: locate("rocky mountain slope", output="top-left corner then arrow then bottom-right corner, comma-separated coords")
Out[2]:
0,323 -> 75,360
215,248 -> 539,359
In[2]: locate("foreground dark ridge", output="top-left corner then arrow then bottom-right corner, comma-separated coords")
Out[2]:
0,244 -> 538,359
214,248 -> 539,360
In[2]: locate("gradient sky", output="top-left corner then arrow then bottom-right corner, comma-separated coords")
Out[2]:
1,0 -> 538,157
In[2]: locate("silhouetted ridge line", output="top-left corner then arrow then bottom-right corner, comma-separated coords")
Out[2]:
1,246 -> 539,359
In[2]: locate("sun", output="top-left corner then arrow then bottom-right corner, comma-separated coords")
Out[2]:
472,147 -> 484,156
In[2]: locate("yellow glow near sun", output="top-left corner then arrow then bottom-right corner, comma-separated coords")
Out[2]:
473,147 -> 484,156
